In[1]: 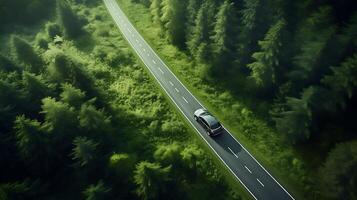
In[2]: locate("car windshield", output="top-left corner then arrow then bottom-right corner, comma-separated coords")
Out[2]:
211,122 -> 221,129
203,115 -> 221,129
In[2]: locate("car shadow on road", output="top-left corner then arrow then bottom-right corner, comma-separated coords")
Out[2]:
212,129 -> 242,154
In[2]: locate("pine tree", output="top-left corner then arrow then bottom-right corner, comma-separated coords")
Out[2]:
290,6 -> 337,83
160,0 -> 187,47
273,87 -> 313,144
211,0 -> 237,71
57,1 -> 84,39
187,2 -> 211,62
14,115 -> 52,172
322,54 -> 357,107
71,136 -> 98,167
247,19 -> 286,86
134,161 -> 171,200
150,0 -> 163,28
319,141 -> 357,200
60,83 -> 86,109
10,36 -> 43,73
83,180 -> 111,200
239,0 -> 271,65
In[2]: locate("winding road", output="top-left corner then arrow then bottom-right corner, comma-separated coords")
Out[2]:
104,0 -> 295,199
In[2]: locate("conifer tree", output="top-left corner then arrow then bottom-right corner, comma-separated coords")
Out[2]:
57,1 -> 84,39
134,161 -> 171,200
247,19 -> 286,86
150,0 -> 163,28
10,36 -> 43,73
211,0 -> 237,71
161,0 -> 187,47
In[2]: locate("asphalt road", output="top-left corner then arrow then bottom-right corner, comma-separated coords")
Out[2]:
104,0 -> 295,199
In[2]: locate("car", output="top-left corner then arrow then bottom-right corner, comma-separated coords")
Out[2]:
194,108 -> 223,136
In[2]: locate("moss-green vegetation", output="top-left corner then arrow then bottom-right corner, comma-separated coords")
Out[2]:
117,0 -> 357,199
0,1 -> 243,199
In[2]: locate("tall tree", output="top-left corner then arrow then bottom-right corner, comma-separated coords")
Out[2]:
247,19 -> 286,86
160,0 -> 187,47
60,83 -> 86,109
150,0 -> 163,28
14,116 -> 51,172
71,136 -> 98,167
273,87 -> 313,144
319,141 -> 357,200
239,0 -> 272,65
10,36 -> 43,73
41,97 -> 78,139
187,2 -> 212,62
322,54 -> 357,107
57,1 -> 84,39
83,180 -> 111,200
210,0 -> 238,74
290,6 -> 337,84
134,161 -> 171,200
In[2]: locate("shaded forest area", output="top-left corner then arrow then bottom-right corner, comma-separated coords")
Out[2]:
121,0 -> 357,199
0,0 -> 242,199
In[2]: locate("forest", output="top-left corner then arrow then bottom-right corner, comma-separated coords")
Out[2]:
117,0 -> 357,199
0,0 -> 244,199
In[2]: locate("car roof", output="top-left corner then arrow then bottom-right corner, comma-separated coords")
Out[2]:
201,114 -> 219,126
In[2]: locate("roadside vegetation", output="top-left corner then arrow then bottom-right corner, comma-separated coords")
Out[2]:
0,1 -> 243,199
117,0 -> 357,199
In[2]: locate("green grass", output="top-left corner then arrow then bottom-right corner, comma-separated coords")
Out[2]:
115,0 -> 309,199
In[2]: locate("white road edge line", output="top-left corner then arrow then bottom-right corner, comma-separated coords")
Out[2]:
245,165 -> 252,174
257,178 -> 265,187
104,1 -> 262,199
228,147 -> 239,158
169,81 -> 174,86
182,96 -> 188,103
158,67 -> 164,74
175,88 -> 179,93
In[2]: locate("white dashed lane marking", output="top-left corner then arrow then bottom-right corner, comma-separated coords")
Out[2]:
182,97 -> 188,103
245,166 -> 252,174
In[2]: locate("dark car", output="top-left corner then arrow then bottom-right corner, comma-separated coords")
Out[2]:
194,108 -> 223,136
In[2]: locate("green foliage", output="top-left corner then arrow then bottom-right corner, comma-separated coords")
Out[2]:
10,36 -> 43,73
45,22 -> 62,39
60,83 -> 86,108
79,104 -> 112,133
71,136 -> 98,167
134,161 -> 171,200
57,1 -> 85,39
83,180 -> 111,200
187,2 -> 212,62
290,6 -> 336,82
322,54 -> 357,102
160,0 -> 186,47
154,143 -> 181,165
150,0 -> 163,28
41,97 -> 77,134
273,89 -> 312,144
0,54 -> 19,72
211,0 -> 237,70
14,116 -> 46,161
247,19 -> 286,86
319,141 -> 357,200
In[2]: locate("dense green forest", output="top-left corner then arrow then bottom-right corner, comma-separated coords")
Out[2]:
0,0 -> 243,199
117,0 -> 357,199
